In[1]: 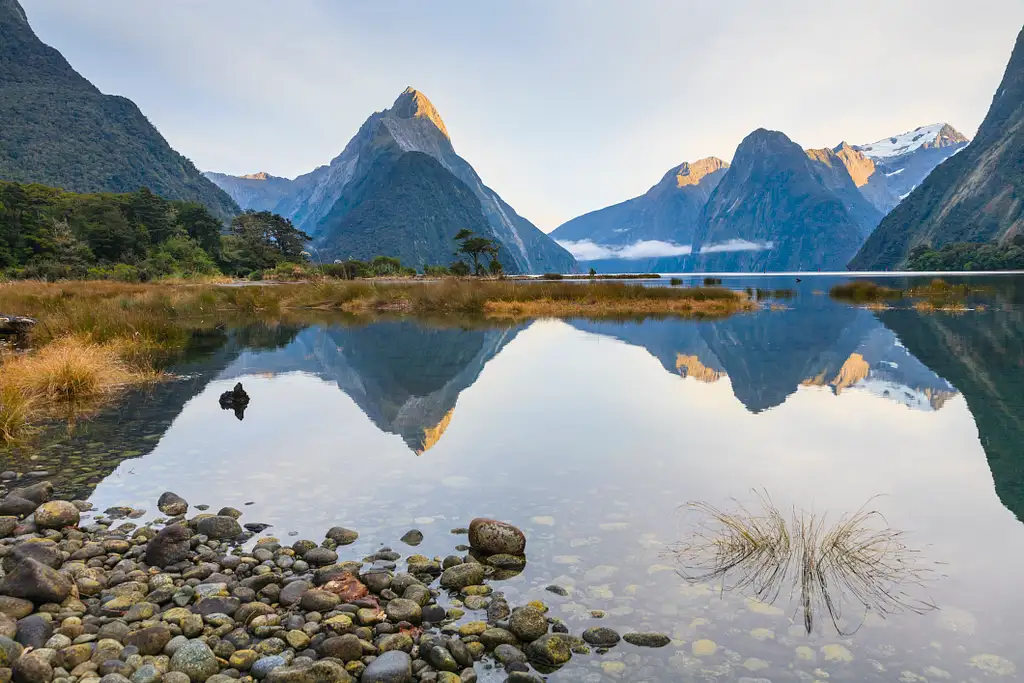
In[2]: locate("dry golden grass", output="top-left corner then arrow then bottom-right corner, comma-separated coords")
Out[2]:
670,492 -> 937,635
0,382 -> 35,444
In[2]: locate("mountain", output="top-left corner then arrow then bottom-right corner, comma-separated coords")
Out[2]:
219,321 -> 524,454
202,172 -> 294,214
854,123 -> 969,206
549,157 -> 729,248
850,28 -> 1023,270
207,88 -> 576,274
687,129 -> 882,271
0,0 -> 237,219
805,142 -> 901,214
570,303 -> 956,414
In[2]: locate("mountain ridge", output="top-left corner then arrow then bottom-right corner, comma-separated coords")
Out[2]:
0,0 -> 238,219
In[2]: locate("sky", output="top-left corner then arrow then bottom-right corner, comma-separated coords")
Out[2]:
20,0 -> 1024,232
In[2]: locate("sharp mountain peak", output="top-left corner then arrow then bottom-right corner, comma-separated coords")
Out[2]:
671,157 -> 729,187
387,87 -> 449,140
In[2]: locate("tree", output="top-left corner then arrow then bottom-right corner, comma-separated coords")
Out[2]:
454,228 -> 500,276
450,261 -> 470,277
589,267 -> 597,277
223,210 -> 311,274
176,202 -> 223,257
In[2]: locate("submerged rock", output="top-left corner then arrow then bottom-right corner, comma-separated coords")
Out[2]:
218,382 -> 250,420
468,518 -> 526,555
158,492 -> 189,516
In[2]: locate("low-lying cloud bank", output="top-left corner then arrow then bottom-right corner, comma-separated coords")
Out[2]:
558,238 -> 773,261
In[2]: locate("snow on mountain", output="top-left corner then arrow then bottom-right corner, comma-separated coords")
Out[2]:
855,123 -> 967,159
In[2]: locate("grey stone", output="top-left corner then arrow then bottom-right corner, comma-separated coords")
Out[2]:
249,656 -> 286,680
0,559 -> 72,604
467,519 -> 525,556
194,517 -> 241,541
324,528 -> 358,546
622,632 -> 670,648
145,526 -> 191,568
508,607 -> 547,643
384,599 -> 421,624
438,564 -> 484,591
581,627 -> 620,647
361,651 -> 411,683
169,641 -> 218,682
157,493 -> 188,517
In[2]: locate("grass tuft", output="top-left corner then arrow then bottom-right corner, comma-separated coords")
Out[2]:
670,492 -> 938,635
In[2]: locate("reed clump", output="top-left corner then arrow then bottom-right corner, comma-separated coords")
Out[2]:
670,492 -> 937,635
829,281 -> 904,303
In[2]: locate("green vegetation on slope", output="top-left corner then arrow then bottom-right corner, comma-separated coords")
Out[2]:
905,239 -> 1024,271
0,181 -> 307,280
0,0 -> 238,219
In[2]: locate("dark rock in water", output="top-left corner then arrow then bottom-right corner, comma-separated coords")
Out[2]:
0,496 -> 36,518
439,563 -> 484,590
219,382 -> 250,420
158,492 -> 189,516
506,672 -> 544,683
425,645 -> 458,672
545,584 -> 568,597
582,626 -> 621,647
325,526 -> 359,545
244,522 -> 272,533
468,518 -> 526,555
145,525 -> 192,568
0,314 -> 36,337
0,557 -> 72,604
526,633 -> 572,667
509,606 -> 548,642
361,650 -> 412,683
399,529 -> 423,546
195,515 -> 242,540
9,481 -> 52,505
622,632 -> 671,647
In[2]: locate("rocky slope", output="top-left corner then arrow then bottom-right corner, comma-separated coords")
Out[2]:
207,89 -> 576,274
0,0 -> 238,219
202,172 -> 294,214
688,129 -> 882,271
550,157 -> 728,248
850,27 -> 1023,270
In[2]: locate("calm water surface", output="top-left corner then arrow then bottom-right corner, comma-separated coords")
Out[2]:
9,274 -> 1024,682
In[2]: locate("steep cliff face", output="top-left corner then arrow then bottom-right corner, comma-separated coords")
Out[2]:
202,172 -> 294,214
851,28 -> 1024,270
0,0 -> 238,219
689,129 -> 881,272
550,157 -> 728,247
207,88 -> 577,274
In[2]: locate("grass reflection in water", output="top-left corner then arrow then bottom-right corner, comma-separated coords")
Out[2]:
669,491 -> 939,635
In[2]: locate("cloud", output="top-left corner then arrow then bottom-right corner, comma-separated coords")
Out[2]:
558,238 -> 774,261
699,239 -> 773,253
557,240 -> 692,261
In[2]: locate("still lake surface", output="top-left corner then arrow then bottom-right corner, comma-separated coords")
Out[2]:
9,274 -> 1024,681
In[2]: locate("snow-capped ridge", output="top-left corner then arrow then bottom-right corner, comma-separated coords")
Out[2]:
855,123 -> 969,160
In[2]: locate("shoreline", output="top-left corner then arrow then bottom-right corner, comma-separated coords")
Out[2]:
0,477 -> 671,683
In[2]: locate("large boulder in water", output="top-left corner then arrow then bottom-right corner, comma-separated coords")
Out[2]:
468,518 -> 526,555
0,558 -> 72,604
157,492 -> 189,516
195,515 -> 242,540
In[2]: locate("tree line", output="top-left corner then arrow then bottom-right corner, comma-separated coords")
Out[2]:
0,181 -> 507,281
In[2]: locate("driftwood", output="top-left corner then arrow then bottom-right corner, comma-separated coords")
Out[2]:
0,314 -> 36,336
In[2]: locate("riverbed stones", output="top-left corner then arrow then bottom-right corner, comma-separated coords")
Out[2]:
266,659 -> 351,683
194,516 -> 242,540
0,497 -> 36,518
582,627 -> 621,647
385,598 -> 421,624
145,525 -> 191,568
509,606 -> 548,642
325,527 -> 358,545
9,481 -> 52,505
32,501 -> 80,529
298,589 -> 338,612
623,632 -> 670,648
0,558 -> 71,604
3,543 -> 62,571
526,634 -> 572,667
361,650 -> 412,683
439,563 -> 485,590
170,640 -> 218,682
468,519 -> 526,556
124,625 -> 172,656
12,650 -> 51,683
158,492 -> 189,516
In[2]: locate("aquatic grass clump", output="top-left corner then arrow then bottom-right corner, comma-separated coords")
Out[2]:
0,382 -> 35,444
829,281 -> 904,303
670,492 -> 938,635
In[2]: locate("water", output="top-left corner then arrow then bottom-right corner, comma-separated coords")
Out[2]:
10,274 -> 1024,681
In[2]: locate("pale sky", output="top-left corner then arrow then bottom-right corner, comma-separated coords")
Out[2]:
21,0 -> 1023,231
